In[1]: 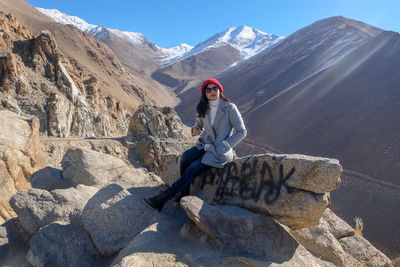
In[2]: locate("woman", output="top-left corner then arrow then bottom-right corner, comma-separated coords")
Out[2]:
143,78 -> 247,211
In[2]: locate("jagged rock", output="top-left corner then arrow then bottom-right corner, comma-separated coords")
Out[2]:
0,110 -> 45,222
0,218 -> 31,266
0,12 -> 129,138
82,183 -> 161,256
128,105 -> 183,139
27,222 -> 103,267
9,185 -> 98,235
61,147 -> 129,186
190,153 -> 341,230
30,166 -> 74,191
127,104 -> 194,176
290,209 -> 360,266
339,235 -> 392,267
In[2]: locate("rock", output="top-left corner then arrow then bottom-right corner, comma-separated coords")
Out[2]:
61,147 -> 129,186
290,209 -> 359,266
190,153 -> 341,229
0,110 -> 45,222
82,184 -> 161,256
30,166 -> 74,191
128,105 -> 183,140
339,235 -> 392,267
27,222 -> 103,267
112,199 -> 334,267
9,185 -> 98,235
127,104 -> 195,176
0,218 -> 31,266
180,196 -> 299,262
319,208 -> 355,238
112,252 -> 187,267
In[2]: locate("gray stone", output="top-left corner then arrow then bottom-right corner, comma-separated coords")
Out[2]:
9,185 -> 98,235
82,183 -> 161,256
290,209 -> 360,266
191,153 -> 341,229
180,196 -> 299,262
30,166 -> 74,191
339,235 -> 392,267
27,222 -> 102,267
61,147 -> 129,186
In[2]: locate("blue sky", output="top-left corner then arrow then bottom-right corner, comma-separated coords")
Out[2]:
25,0 -> 400,48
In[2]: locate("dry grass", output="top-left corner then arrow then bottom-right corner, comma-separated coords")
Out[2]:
354,217 -> 364,236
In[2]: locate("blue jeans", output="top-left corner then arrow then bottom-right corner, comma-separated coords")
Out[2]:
164,146 -> 210,198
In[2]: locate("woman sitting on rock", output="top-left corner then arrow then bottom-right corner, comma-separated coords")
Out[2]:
143,78 -> 247,211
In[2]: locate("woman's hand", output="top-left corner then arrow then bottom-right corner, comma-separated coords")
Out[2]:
192,127 -> 202,136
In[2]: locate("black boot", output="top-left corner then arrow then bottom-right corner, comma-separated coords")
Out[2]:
143,191 -> 169,211
173,186 -> 190,203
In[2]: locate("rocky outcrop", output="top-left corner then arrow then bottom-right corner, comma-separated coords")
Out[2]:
127,105 -> 194,175
0,110 -> 45,222
2,143 -> 392,266
0,12 -> 129,137
189,153 -> 341,230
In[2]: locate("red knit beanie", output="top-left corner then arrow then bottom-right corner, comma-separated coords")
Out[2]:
201,78 -> 224,94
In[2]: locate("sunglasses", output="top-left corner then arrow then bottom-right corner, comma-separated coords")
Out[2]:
206,86 -> 219,93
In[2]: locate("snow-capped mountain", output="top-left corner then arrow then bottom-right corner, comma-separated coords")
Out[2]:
162,26 -> 284,64
35,7 -> 192,59
36,7 -> 283,65
36,8 -> 97,32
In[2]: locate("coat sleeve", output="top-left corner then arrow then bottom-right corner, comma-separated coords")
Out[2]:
225,104 -> 247,148
191,114 -> 204,136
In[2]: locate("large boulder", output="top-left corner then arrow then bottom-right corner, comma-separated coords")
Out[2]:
27,222 -> 103,267
190,153 -> 342,230
61,147 -> 129,186
0,110 -> 45,222
180,196 -> 332,265
82,183 -> 162,256
9,185 -> 98,235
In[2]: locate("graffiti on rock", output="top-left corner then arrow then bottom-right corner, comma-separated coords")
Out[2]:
199,157 -> 296,204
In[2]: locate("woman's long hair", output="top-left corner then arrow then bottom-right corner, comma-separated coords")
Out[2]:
196,86 -> 231,118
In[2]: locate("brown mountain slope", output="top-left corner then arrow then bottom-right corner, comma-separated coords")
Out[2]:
0,0 -> 177,110
152,45 -> 241,95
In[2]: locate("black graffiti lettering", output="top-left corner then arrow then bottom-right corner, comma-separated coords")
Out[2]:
201,159 -> 297,205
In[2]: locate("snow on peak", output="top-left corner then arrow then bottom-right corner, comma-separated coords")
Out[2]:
162,25 -> 284,65
36,8 -> 97,32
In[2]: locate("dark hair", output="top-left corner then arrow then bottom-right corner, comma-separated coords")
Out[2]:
196,85 -> 231,118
